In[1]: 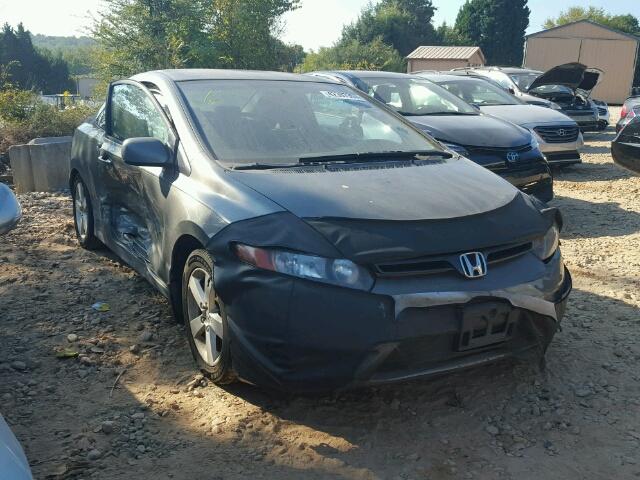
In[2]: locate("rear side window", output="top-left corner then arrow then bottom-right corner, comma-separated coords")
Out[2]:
110,84 -> 169,144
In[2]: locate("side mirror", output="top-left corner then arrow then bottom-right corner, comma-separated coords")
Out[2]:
0,183 -> 22,235
122,137 -> 172,167
508,87 -> 515,95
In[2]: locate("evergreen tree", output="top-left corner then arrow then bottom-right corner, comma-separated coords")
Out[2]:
455,0 -> 529,65
0,23 -> 72,93
342,0 -> 438,56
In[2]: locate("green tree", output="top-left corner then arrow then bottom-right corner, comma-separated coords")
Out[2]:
0,23 -> 72,93
92,0 -> 300,80
299,38 -> 405,73
544,6 -> 639,33
435,21 -> 471,46
543,6 -> 640,87
342,0 -> 438,56
455,0 -> 529,65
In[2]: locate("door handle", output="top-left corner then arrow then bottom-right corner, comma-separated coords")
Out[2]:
97,146 -> 112,164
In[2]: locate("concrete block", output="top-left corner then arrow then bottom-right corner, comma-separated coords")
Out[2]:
8,144 -> 34,193
8,136 -> 72,193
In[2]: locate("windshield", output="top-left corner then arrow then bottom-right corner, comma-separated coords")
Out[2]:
509,73 -> 541,91
178,80 -> 442,165
354,77 -> 478,116
437,79 -> 521,106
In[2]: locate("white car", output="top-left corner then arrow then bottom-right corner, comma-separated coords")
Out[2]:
0,187 -> 30,479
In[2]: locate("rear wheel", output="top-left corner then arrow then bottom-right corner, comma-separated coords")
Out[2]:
72,176 -> 101,250
182,249 -> 236,384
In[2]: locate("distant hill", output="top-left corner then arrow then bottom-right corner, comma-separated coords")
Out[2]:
31,35 -> 97,77
32,34 -> 96,53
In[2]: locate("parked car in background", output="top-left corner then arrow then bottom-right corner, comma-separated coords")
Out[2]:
612,108 -> 640,174
0,183 -> 21,234
460,64 -> 604,131
309,70 -> 554,201
418,73 -> 583,167
616,95 -> 640,133
0,186 -> 31,480
592,99 -> 610,130
70,69 -> 571,392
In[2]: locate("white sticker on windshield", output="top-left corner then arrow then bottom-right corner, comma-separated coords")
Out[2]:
320,90 -> 367,102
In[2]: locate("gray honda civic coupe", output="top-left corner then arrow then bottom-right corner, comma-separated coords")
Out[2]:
70,70 -> 572,392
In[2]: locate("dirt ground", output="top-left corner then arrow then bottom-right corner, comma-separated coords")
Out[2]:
1,108 -> 639,480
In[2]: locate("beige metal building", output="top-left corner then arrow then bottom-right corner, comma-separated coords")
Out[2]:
406,46 -> 485,73
524,20 -> 639,104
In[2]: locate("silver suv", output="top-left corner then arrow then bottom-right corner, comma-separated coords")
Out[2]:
458,64 -> 604,131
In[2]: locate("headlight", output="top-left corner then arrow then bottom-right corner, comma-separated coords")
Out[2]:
549,102 -> 562,110
527,130 -> 540,150
234,244 -> 374,291
532,225 -> 560,261
442,142 -> 470,157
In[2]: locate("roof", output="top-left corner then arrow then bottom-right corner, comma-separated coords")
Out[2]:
406,46 -> 486,63
419,73 -> 478,82
527,19 -> 640,42
333,70 -> 413,79
132,69 -> 324,83
461,66 -> 543,74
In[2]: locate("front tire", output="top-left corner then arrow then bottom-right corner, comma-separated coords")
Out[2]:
72,176 -> 101,250
182,249 -> 236,384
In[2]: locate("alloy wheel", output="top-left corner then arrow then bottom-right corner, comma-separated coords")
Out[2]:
74,181 -> 88,241
186,267 -> 223,366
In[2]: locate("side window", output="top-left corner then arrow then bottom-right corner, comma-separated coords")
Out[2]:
487,72 -> 512,90
110,84 -> 169,144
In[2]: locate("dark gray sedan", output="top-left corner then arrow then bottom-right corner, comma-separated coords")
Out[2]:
419,74 -> 583,167
70,70 -> 571,392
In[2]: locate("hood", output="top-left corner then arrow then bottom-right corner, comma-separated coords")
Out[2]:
226,159 -> 553,263
577,69 -> 603,97
527,63 -> 602,96
229,157 -> 518,222
479,104 -> 577,127
408,114 -> 531,147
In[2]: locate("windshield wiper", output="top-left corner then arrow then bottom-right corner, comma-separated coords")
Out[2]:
299,150 -> 451,164
419,111 -> 478,116
229,162 -> 300,170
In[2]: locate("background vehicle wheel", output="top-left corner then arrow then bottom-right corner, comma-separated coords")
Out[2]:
182,249 -> 236,384
72,176 -> 101,250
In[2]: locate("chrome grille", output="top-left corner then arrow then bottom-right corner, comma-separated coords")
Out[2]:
534,126 -> 579,143
374,242 -> 532,277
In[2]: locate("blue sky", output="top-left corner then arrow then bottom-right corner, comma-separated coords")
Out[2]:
0,0 -> 638,50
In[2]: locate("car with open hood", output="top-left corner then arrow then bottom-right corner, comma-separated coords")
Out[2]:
70,69 -> 572,392
418,73 -> 584,167
460,64 -> 604,131
309,70 -> 553,202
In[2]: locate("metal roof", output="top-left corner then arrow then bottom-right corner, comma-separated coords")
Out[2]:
526,19 -> 640,42
406,46 -> 486,62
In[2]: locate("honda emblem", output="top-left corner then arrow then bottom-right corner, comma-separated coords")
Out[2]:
459,252 -> 488,278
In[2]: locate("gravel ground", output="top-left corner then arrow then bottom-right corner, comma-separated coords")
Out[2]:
1,108 -> 639,480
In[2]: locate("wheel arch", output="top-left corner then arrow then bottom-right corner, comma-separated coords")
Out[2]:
168,233 -> 207,322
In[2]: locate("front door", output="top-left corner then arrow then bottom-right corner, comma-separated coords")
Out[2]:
98,80 -> 177,274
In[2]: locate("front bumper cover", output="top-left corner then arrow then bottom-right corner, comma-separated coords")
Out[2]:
221,249 -> 571,393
